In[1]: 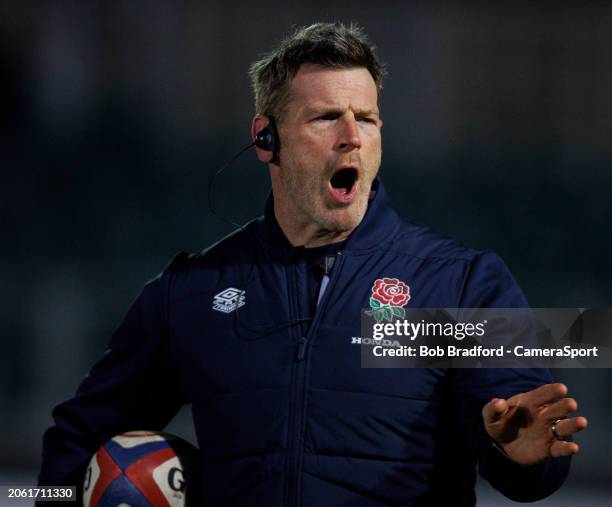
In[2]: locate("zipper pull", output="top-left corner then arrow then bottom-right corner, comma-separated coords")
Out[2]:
297,337 -> 307,361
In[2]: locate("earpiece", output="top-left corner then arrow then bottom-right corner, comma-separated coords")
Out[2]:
254,116 -> 279,163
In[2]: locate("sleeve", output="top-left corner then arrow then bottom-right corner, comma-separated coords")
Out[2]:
37,256 -> 188,503
454,250 -> 571,502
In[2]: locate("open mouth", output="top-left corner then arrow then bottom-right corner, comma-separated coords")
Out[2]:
329,167 -> 358,203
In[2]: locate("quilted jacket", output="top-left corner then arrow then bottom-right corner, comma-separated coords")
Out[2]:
39,179 -> 570,506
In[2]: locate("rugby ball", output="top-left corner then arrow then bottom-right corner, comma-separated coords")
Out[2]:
83,431 -> 199,507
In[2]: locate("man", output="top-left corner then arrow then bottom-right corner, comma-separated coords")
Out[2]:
40,23 -> 587,505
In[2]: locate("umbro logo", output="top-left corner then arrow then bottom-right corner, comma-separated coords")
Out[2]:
212,287 -> 245,314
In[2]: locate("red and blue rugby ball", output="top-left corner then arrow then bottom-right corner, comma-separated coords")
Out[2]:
83,431 -> 199,507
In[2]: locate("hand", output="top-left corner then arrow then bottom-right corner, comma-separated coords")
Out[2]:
482,383 -> 588,466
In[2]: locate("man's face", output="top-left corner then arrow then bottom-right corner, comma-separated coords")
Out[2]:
272,64 -> 383,240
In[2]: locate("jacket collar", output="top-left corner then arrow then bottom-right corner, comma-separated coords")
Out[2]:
257,177 -> 401,254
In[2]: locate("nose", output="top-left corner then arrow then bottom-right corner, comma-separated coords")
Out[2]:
335,114 -> 362,152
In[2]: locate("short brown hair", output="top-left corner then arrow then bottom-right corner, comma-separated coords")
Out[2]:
249,22 -> 386,122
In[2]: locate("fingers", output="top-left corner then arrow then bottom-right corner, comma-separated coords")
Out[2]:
521,383 -> 568,406
544,394 -> 587,441
544,396 -> 578,420
551,416 -> 588,438
550,439 -> 580,458
482,397 -> 509,424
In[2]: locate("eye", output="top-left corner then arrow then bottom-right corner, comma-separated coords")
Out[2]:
357,116 -> 377,124
315,113 -> 340,121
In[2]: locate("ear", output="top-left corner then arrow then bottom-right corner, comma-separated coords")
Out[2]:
252,114 -> 274,164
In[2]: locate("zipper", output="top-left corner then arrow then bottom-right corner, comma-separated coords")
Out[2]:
285,261 -> 305,507
285,252 -> 345,507
297,337 -> 307,361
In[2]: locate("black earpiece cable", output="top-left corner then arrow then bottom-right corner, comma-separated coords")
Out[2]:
206,137 -> 314,341
207,141 -> 255,230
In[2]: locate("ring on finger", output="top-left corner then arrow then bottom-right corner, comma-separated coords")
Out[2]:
550,419 -> 563,439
